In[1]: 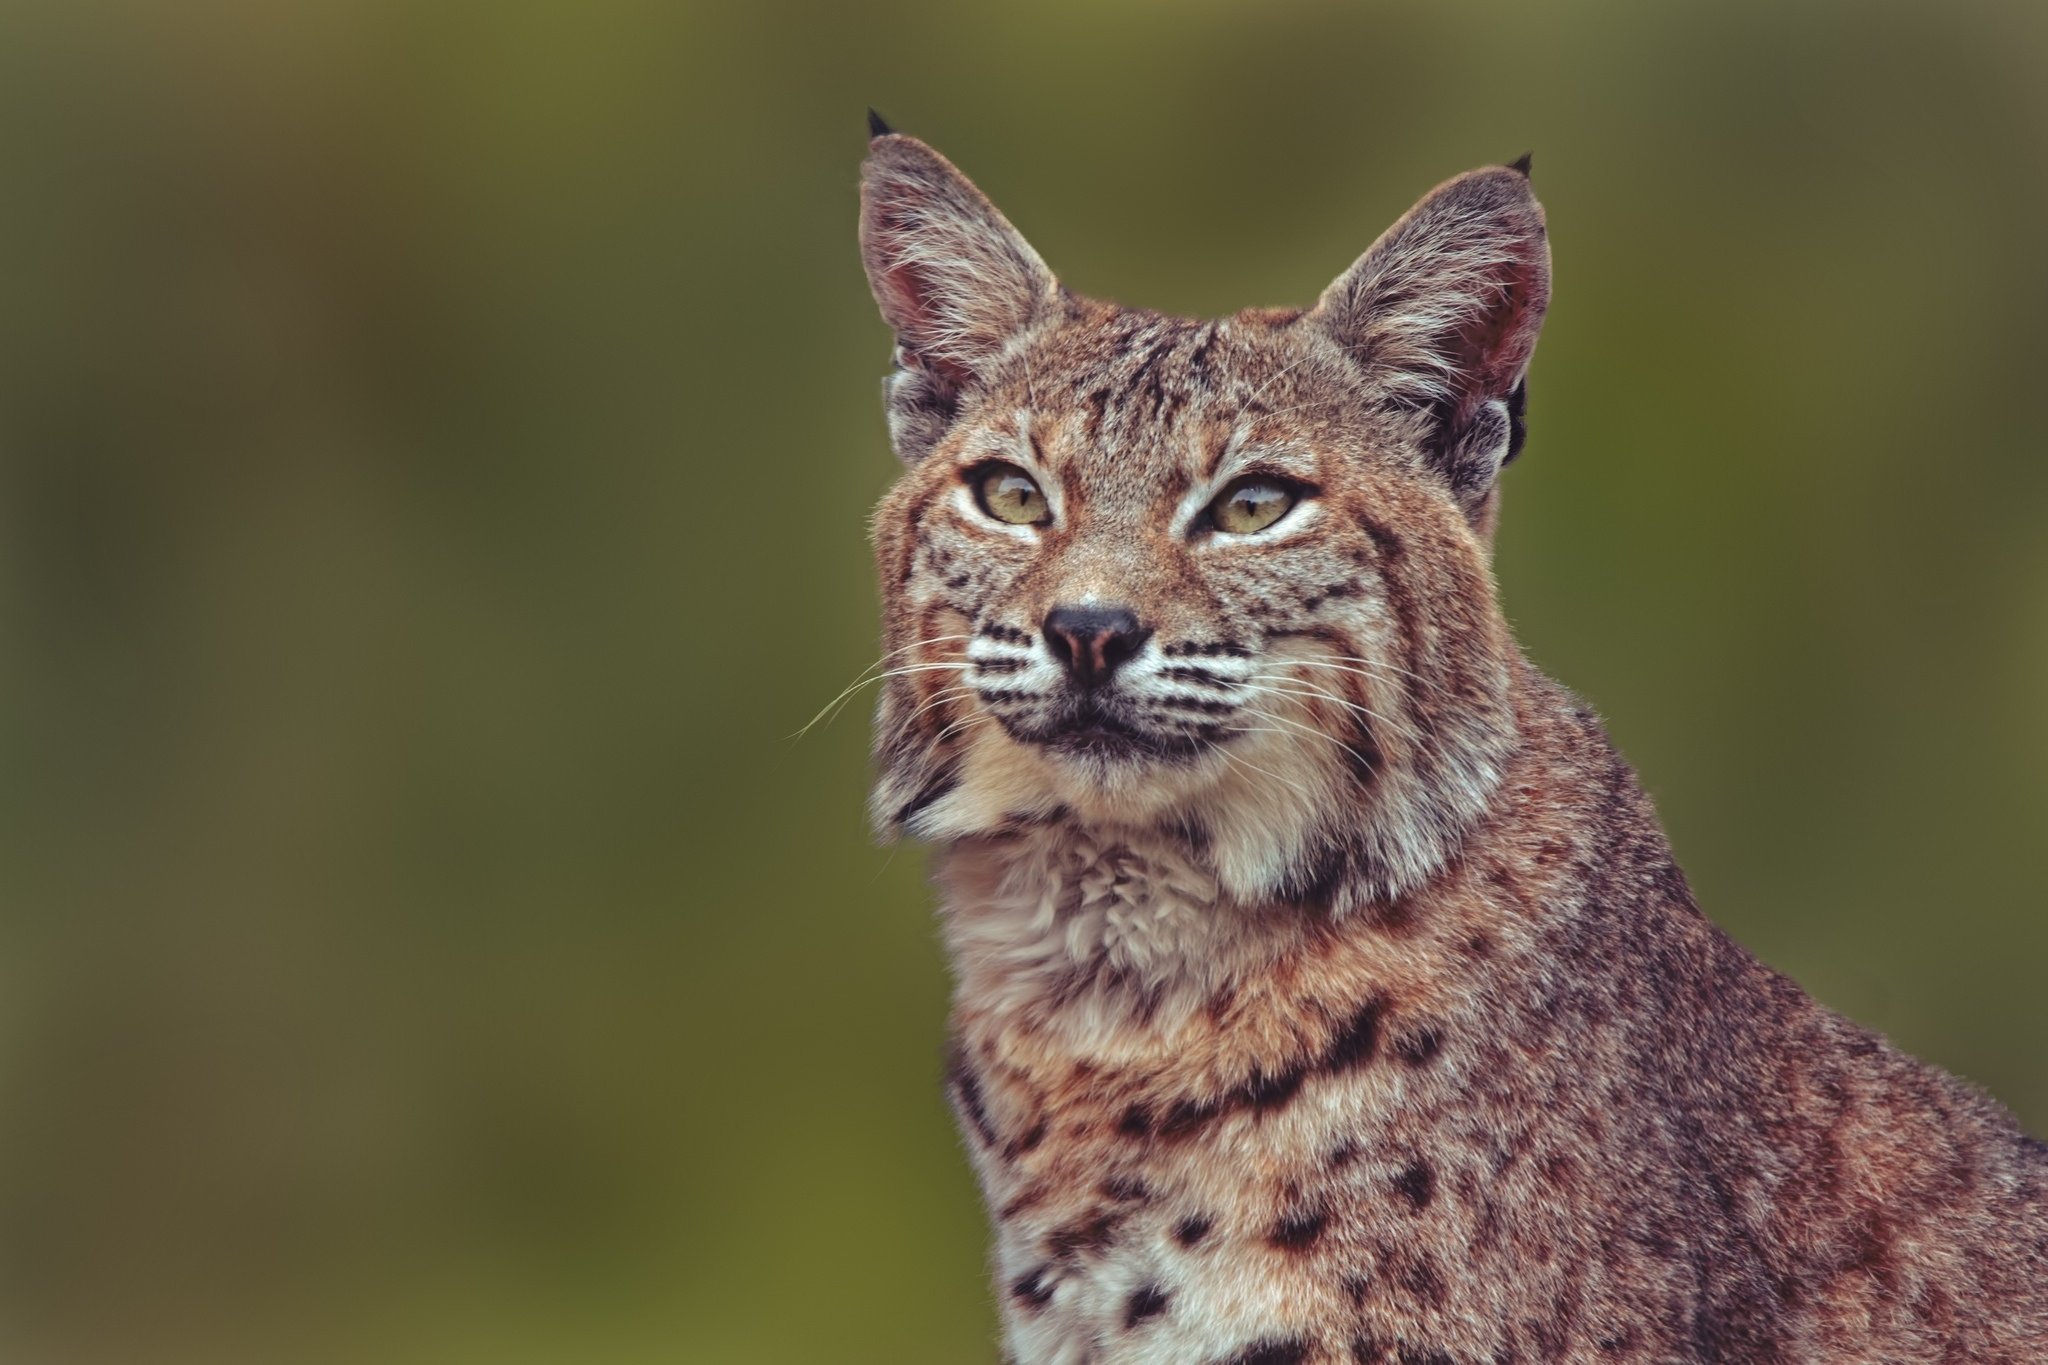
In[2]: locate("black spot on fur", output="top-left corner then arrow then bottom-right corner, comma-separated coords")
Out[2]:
1160,1065 -> 1303,1139
1342,1274 -> 1372,1306
1273,842 -> 1350,912
1047,1210 -> 1121,1259
1159,1094 -> 1225,1139
1006,1116 -> 1047,1157
1011,1265 -> 1053,1310
1124,1284 -> 1171,1328
1244,1066 -> 1310,1110
1328,998 -> 1387,1071
1216,1340 -> 1311,1365
1267,1206 -> 1329,1251
1159,996 -> 1386,1140
946,1048 -> 997,1149
1400,1252 -> 1446,1307
999,1186 -> 1046,1219
1174,1213 -> 1213,1246
1118,1104 -> 1153,1137
1398,1349 -> 1453,1365
1100,1174 -> 1149,1202
1394,1161 -> 1436,1211
1394,1028 -> 1442,1067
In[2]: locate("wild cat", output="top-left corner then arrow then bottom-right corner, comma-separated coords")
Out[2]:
852,114 -> 2048,1364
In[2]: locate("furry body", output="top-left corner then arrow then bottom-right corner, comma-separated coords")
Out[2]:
854,127 -> 2048,1363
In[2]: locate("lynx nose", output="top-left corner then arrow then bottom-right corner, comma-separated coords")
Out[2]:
1042,605 -> 1151,689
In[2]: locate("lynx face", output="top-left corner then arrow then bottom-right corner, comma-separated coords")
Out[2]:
860,131 -> 1549,910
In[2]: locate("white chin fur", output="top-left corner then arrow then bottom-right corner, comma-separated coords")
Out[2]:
916,718 -> 1341,907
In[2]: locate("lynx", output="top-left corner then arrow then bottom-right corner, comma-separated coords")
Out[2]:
853,115 -> 2048,1364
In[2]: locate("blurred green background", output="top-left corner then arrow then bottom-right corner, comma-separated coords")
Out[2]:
1,1 -> 2044,1361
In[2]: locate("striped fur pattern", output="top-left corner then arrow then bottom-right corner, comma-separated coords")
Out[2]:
856,129 -> 2048,1363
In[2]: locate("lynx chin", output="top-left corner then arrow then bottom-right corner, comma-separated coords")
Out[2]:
853,115 -> 2048,1364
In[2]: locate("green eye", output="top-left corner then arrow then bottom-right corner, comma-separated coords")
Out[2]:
1209,477 -> 1298,535
974,463 -> 1051,526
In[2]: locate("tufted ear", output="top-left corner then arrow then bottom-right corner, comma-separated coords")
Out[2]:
1310,161 -> 1550,520
860,124 -> 1058,462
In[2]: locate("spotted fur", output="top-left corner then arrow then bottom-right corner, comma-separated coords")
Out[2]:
856,128 -> 2048,1364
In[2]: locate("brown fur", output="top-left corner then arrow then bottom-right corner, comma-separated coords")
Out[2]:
856,129 -> 2048,1364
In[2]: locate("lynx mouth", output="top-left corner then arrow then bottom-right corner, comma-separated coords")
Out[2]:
1005,696 -> 1212,765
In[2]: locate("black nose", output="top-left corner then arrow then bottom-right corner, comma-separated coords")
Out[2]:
1042,605 -> 1151,688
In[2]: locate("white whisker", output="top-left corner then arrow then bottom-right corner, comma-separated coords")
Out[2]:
1241,697 -> 1379,772
1242,677 -> 1426,748
903,685 -> 978,728
1213,738 -> 1319,806
796,661 -> 968,737
933,712 -> 996,747
1300,654 -> 1446,693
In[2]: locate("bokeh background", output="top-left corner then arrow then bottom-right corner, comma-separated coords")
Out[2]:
2,1 -> 2045,1361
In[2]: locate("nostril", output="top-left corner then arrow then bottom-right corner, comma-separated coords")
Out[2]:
1098,630 -> 1141,675
1042,621 -> 1076,670
1041,605 -> 1152,687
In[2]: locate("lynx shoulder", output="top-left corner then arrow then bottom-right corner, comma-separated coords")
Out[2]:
854,123 -> 2048,1364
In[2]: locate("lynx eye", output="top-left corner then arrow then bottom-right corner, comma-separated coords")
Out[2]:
972,463 -> 1051,527
1208,477 -> 1298,535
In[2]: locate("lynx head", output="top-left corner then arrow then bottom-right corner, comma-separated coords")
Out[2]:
857,125 -> 1548,913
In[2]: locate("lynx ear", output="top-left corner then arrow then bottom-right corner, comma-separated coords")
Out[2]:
1310,163 -> 1550,518
860,131 -> 1058,461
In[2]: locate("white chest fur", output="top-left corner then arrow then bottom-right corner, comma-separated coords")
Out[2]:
935,822 -> 1282,1045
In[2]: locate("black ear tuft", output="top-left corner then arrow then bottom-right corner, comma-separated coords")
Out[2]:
1508,152 -> 1533,177
867,108 -> 895,140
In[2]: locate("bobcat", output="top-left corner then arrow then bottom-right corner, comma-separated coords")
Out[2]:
854,115 -> 2048,1364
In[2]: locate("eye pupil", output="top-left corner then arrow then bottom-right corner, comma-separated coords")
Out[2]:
975,464 -> 1050,526
1210,478 -> 1296,534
